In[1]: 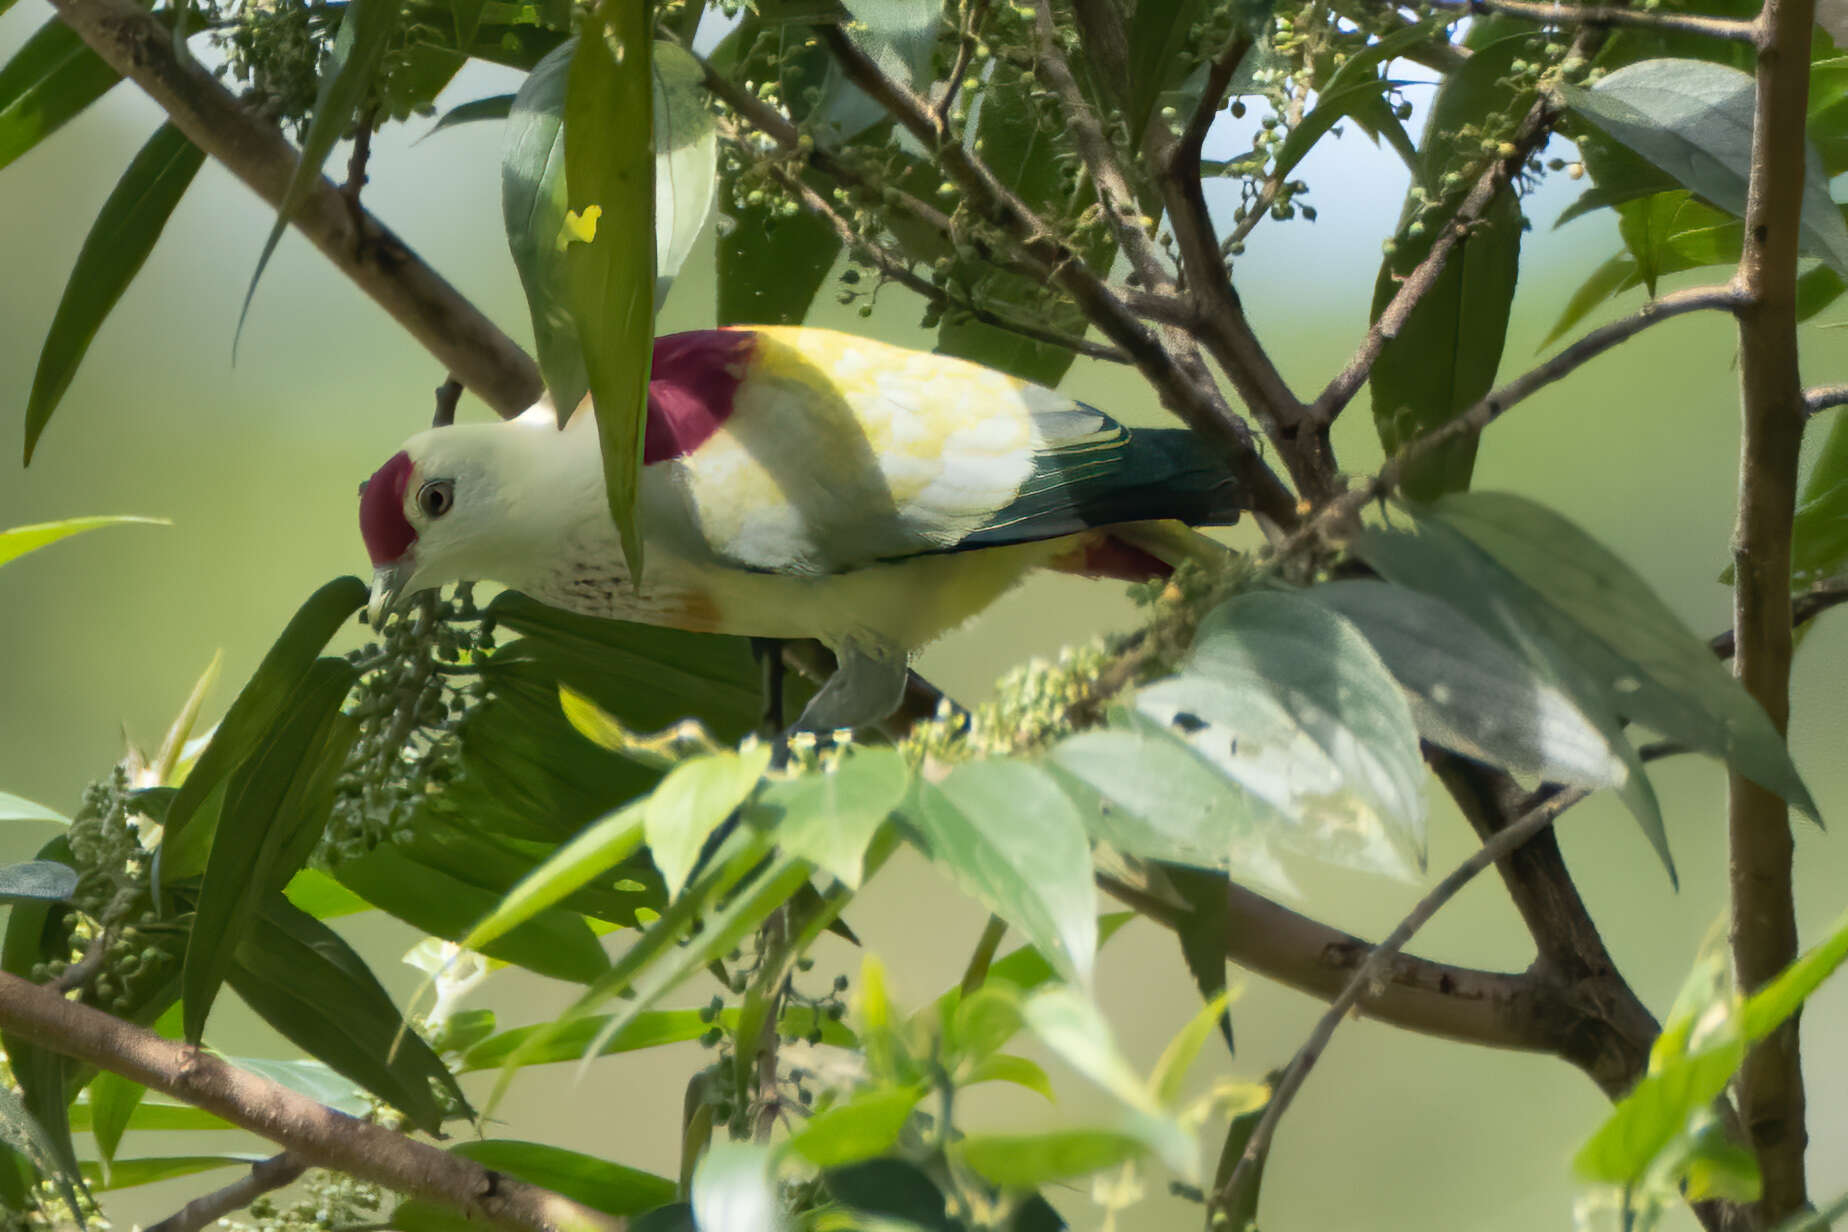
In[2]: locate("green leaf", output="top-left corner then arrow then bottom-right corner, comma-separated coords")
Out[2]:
964,1053 -> 1055,1101
393,1140 -> 675,1232
1354,514 -> 1672,876
651,41 -> 717,310
0,792 -> 64,825
0,1078 -> 84,1218
0,515 -> 167,569
1147,590 -> 1428,877
716,168 -> 840,326
1541,251 -> 1641,349
183,657 -> 357,1042
231,1057 -> 369,1114
905,762 -> 1098,984
789,1086 -> 924,1168
333,843 -> 611,983
80,1155 -> 257,1191
0,17 -> 120,174
240,0 -> 401,335
282,868 -> 372,919
69,1095 -> 229,1135
1427,493 -> 1817,821
504,42 -> 588,411
927,913 -> 1134,1028
0,861 -> 76,904
1271,22 -> 1443,184
1022,986 -> 1156,1115
25,122 -> 203,463
1368,32 -> 1534,499
427,91 -> 516,135
1304,579 -> 1625,787
754,747 -> 908,888
164,576 -> 367,844
1560,58 -> 1848,276
1741,906 -> 1848,1042
1790,407 -> 1848,609
691,1142 -> 781,1232
824,1160 -> 965,1232
1050,725 -> 1283,877
85,1071 -> 144,1171
228,894 -> 466,1134
1149,991 -> 1230,1107
1126,0 -> 1208,146
647,746 -> 773,897
956,1129 -> 1146,1188
1574,1036 -> 1743,1184
452,797 -> 645,956
460,1004 -> 851,1072
565,10 -> 655,579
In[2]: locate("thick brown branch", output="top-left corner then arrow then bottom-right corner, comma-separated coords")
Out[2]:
1444,0 -> 1757,40
1727,0 -> 1817,1214
0,971 -> 625,1232
1214,787 -> 1588,1216
147,1153 -> 309,1232
49,0 -> 542,417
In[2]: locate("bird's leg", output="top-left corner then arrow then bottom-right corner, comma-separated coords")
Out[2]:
792,641 -> 910,736
751,637 -> 789,770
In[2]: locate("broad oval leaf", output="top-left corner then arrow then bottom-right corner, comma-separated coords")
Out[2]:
647,746 -> 773,897
1148,590 -> 1428,878
1425,492 -> 1816,822
1303,579 -> 1626,787
651,42 -> 718,310
0,18 -> 120,174
25,123 -> 203,463
905,762 -> 1098,985
789,1086 -> 924,1168
0,861 -> 76,904
1560,58 -> 1848,277
754,747 -> 909,888
956,1129 -> 1146,1188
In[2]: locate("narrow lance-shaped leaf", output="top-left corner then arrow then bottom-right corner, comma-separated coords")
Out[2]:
392,1140 -> 675,1232
163,576 -> 366,843
565,6 -> 655,580
0,17 -> 120,174
0,515 -> 168,569
426,92 -> 516,135
183,657 -> 357,1042
239,0 -> 402,337
1560,58 -> 1848,277
26,123 -> 204,463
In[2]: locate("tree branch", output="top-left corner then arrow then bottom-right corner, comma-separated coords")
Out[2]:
1443,0 -> 1758,41
1213,786 -> 1589,1218
147,1152 -> 310,1232
48,0 -> 542,418
1283,285 -> 1740,558
0,971 -> 625,1232
1726,0 -> 1817,1213
1803,383 -> 1848,417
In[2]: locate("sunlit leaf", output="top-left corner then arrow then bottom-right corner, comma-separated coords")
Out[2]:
453,796 -> 645,955
789,1086 -> 924,1168
956,1129 -> 1145,1188
1271,21 -> 1442,183
754,747 -> 909,888
647,746 -> 772,897
0,792 -> 64,825
692,1141 -> 783,1232
0,515 -> 168,569
651,42 -> 717,310
1741,906 -> 1848,1042
965,1054 -> 1055,1101
1150,991 -> 1230,1107
80,1154 -> 258,1191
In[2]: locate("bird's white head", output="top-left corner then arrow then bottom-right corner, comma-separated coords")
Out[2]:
358,419 -> 564,624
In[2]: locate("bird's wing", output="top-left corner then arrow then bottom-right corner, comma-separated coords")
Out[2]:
649,327 -> 1239,576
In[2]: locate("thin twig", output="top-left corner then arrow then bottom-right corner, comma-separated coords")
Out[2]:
1444,0 -> 1758,41
1803,383 -> 1848,417
1711,574 -> 1848,658
0,970 -> 626,1232
1212,786 -> 1589,1215
49,0 -> 541,416
1280,284 -> 1740,559
341,104 -> 378,238
1727,0 -> 1818,1213
147,1152 -> 310,1232
934,0 -> 991,129
815,21 -> 1302,529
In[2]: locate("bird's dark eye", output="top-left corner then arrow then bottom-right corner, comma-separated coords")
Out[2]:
418,480 -> 455,518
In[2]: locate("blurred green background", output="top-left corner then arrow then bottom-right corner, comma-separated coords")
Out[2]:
3,5 -> 1847,1225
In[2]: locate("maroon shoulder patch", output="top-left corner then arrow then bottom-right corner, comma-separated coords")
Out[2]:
645,330 -> 757,464
1046,534 -> 1173,583
359,450 -> 416,565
